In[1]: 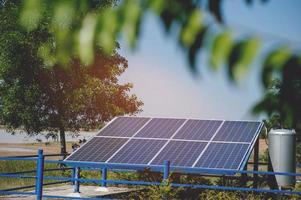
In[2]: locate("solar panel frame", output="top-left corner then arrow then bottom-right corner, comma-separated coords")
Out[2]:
65,116 -> 264,173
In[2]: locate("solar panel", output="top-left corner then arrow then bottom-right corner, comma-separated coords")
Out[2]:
65,117 -> 263,172
134,118 -> 186,139
213,121 -> 261,142
194,143 -> 249,169
108,139 -> 167,164
150,141 -> 207,167
173,119 -> 222,140
97,117 -> 150,137
66,137 -> 128,162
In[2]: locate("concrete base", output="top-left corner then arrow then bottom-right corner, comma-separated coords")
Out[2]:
67,192 -> 81,198
95,186 -> 110,192
4,185 -> 137,200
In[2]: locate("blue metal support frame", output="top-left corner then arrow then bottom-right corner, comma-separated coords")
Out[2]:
73,167 -> 80,193
35,149 -> 44,200
1,149 -> 301,199
101,168 -> 107,187
163,160 -> 170,181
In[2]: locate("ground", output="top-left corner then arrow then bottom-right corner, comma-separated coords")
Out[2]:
0,142 -> 73,157
1,185 -> 137,199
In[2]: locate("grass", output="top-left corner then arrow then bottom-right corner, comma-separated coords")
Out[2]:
0,160 -> 70,190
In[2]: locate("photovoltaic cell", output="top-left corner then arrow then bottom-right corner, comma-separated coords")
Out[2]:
173,119 -> 222,140
134,118 -> 186,139
213,121 -> 261,142
66,137 -> 128,162
195,143 -> 249,169
108,139 -> 167,164
97,117 -> 150,137
66,117 -> 263,172
151,141 -> 207,167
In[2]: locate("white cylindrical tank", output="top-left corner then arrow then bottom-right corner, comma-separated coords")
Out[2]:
268,129 -> 296,188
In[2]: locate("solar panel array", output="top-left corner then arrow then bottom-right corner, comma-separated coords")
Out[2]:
66,117 -> 263,171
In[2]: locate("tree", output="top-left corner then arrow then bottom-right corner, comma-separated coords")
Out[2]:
11,0 -> 301,131
0,1 -> 143,157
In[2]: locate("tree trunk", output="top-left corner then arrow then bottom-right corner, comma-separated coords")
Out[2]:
59,126 -> 67,159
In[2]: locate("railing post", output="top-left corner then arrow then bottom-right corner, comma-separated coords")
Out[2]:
73,167 -> 80,193
36,149 -> 44,200
102,168 -> 107,187
163,160 -> 170,183
253,138 -> 259,188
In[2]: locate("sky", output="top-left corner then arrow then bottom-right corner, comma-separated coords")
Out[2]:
119,0 -> 301,120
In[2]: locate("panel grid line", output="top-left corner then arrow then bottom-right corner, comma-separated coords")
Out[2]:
147,119 -> 189,165
192,120 -> 225,167
105,118 -> 153,163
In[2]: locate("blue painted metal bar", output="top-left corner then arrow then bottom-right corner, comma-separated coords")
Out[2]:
0,157 -> 37,161
163,160 -> 170,181
48,160 -> 301,176
2,184 -> 36,192
0,174 -> 36,179
35,149 -> 44,200
0,191 -> 36,195
101,168 -> 107,187
73,167 -> 80,193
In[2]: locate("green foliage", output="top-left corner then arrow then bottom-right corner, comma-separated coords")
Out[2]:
210,30 -> 233,70
0,160 -> 65,190
2,0 -> 301,134
0,2 -> 143,154
228,38 -> 261,81
253,56 -> 301,129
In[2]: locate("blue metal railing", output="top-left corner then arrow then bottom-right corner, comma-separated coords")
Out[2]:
0,149 -> 301,199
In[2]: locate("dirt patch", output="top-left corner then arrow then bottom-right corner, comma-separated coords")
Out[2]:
0,142 -> 73,157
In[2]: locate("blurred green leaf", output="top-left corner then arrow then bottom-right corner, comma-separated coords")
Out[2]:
52,0 -> 75,30
147,0 -> 165,14
262,47 -> 291,88
180,9 -> 203,48
78,14 -> 98,65
121,0 -> 142,48
37,42 -> 56,67
210,30 -> 233,70
20,0 -> 44,30
187,27 -> 208,72
228,38 -> 261,81
97,9 -> 118,54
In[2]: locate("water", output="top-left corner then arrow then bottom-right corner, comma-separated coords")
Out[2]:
0,129 -> 98,143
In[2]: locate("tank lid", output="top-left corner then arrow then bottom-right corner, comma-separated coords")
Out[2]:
269,129 -> 296,135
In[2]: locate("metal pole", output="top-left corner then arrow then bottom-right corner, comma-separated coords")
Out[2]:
241,164 -> 248,187
102,168 -> 107,187
73,167 -> 80,193
71,167 -> 76,185
163,160 -> 170,183
253,138 -> 259,188
36,149 -> 44,200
